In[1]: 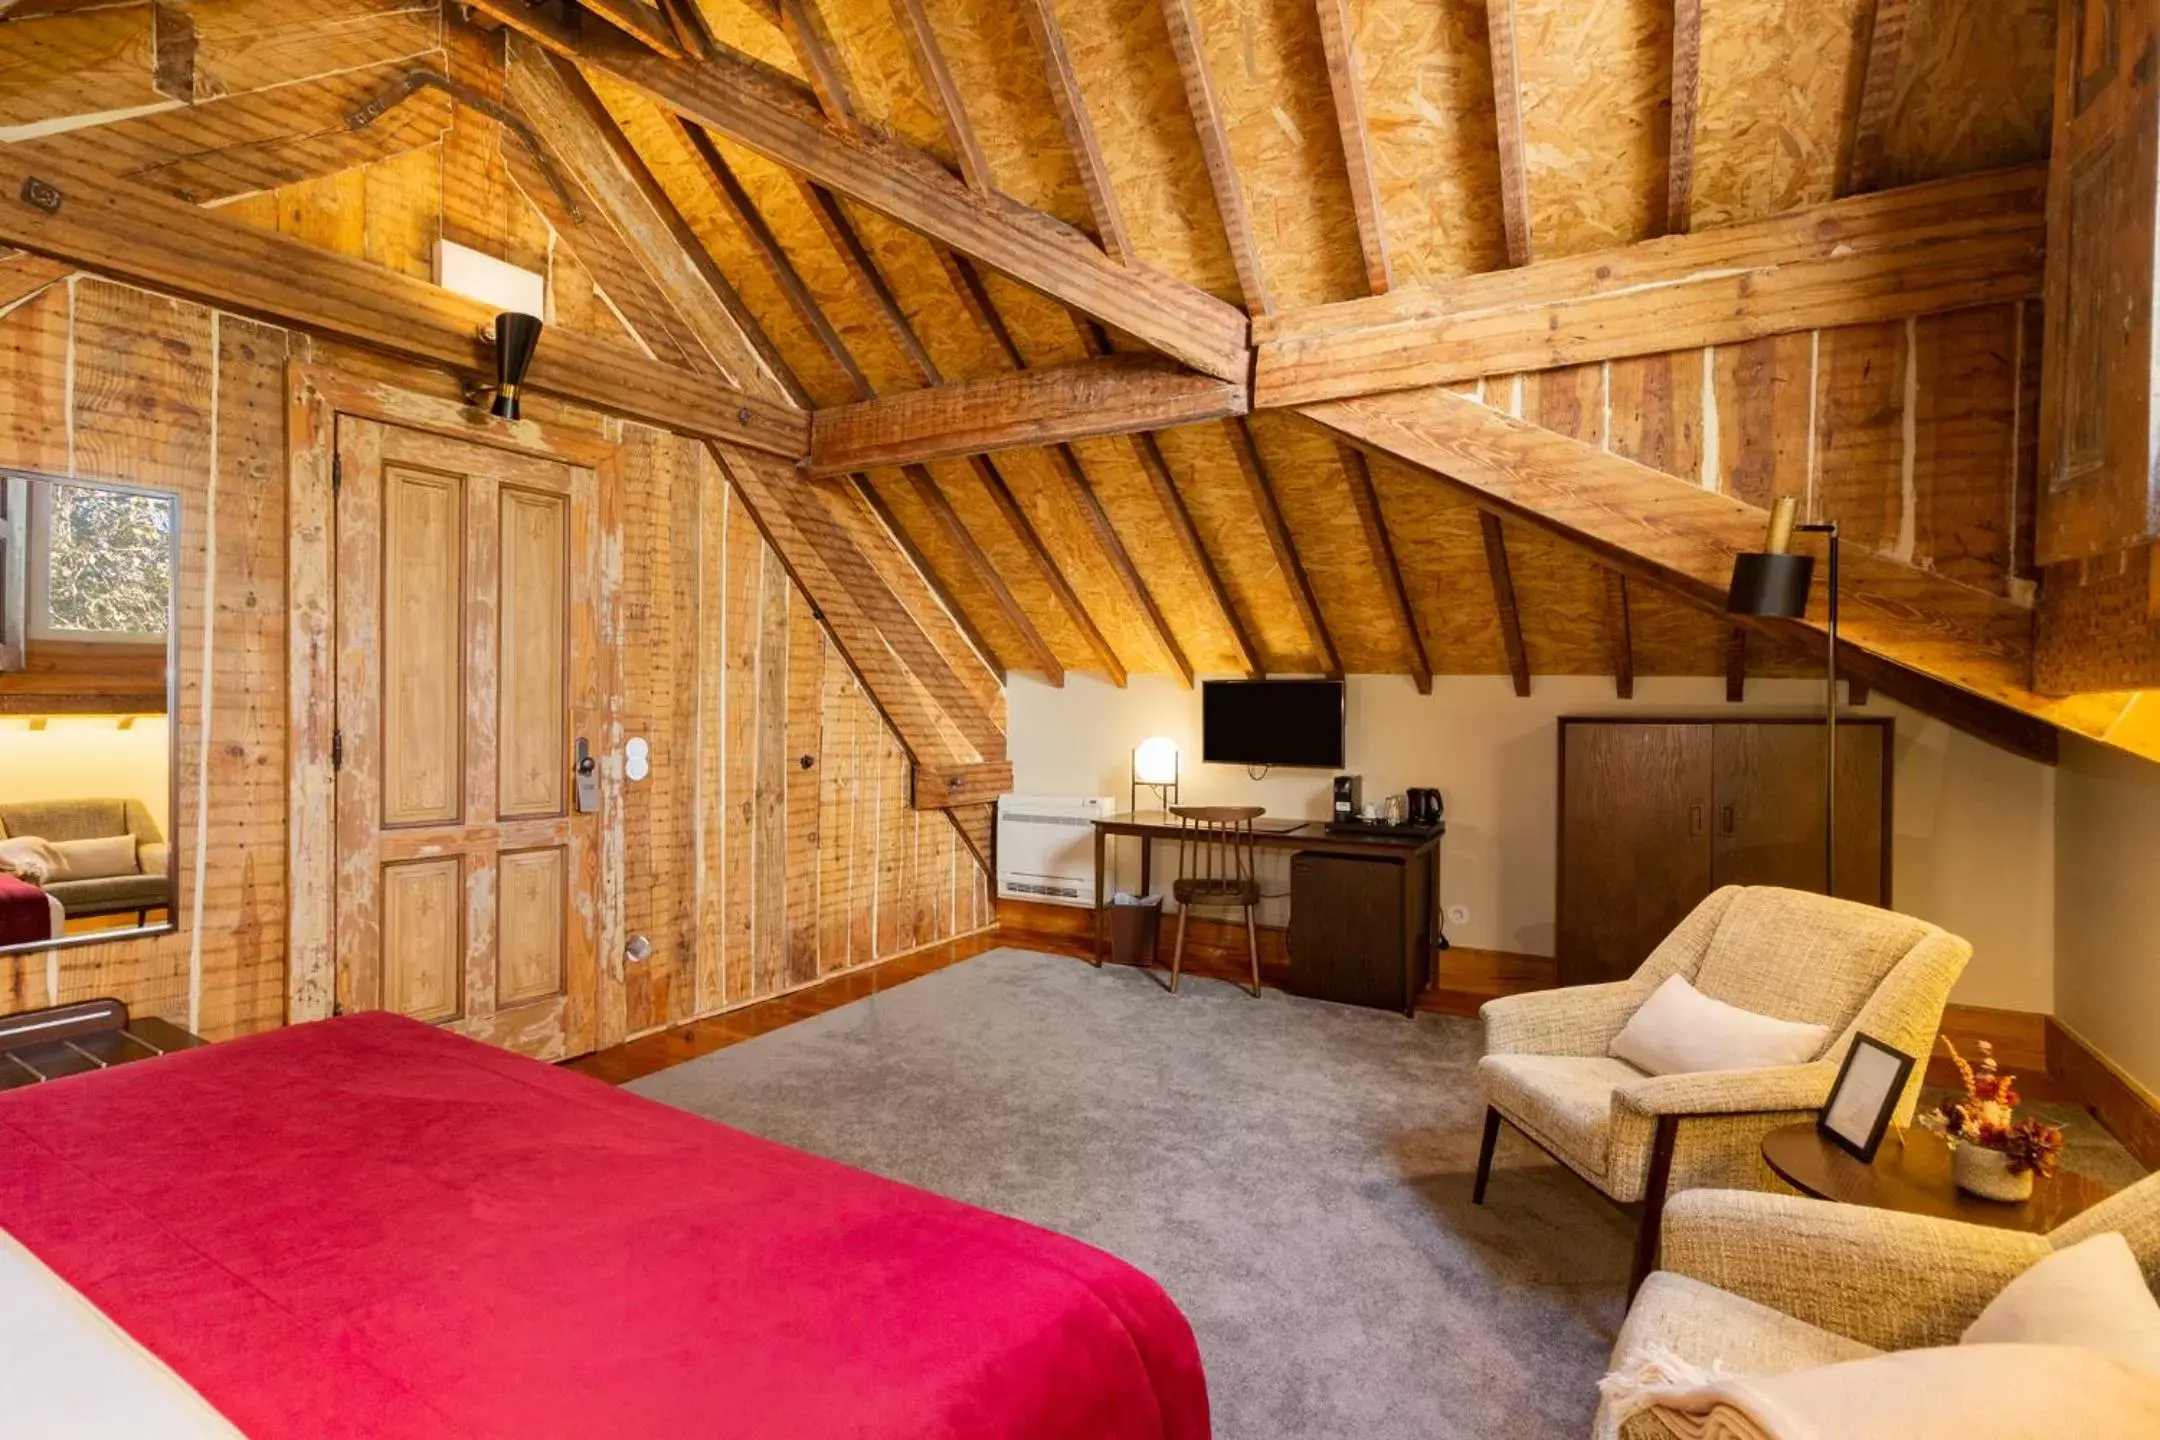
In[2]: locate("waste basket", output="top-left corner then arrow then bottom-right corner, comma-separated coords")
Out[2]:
1107,893 -> 1162,966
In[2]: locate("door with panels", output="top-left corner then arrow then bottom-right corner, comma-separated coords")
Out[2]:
333,419 -> 600,1059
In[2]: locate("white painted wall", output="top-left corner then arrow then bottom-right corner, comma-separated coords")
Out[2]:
1009,673 -> 2055,1010
2053,735 -> 2160,1093
0,714 -> 172,835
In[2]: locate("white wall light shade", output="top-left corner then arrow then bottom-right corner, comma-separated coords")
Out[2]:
434,238 -> 546,318
1134,736 -> 1180,786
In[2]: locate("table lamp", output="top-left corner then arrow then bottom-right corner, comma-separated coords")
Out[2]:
1725,495 -> 1840,894
1130,736 -> 1180,816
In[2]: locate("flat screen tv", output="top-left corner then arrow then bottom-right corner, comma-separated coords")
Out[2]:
1201,679 -> 1345,769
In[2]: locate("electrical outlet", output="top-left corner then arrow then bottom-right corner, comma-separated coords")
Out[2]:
1446,904 -> 1470,926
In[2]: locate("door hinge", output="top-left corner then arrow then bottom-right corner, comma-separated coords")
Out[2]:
331,727 -> 343,772
331,452 -> 342,496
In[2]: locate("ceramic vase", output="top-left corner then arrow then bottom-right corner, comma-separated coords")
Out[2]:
1954,1143 -> 2034,1202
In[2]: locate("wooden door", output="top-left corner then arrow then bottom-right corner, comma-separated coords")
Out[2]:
333,419 -> 600,1059
1557,721 -> 1714,985
1711,722 -> 1887,905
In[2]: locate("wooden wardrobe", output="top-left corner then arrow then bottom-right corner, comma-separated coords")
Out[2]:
1557,717 -> 1893,986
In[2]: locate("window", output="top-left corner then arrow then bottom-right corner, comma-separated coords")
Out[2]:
25,482 -> 172,644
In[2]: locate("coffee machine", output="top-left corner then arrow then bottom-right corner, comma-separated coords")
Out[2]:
1332,774 -> 1362,823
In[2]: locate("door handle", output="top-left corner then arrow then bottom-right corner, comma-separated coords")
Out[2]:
1720,803 -> 1736,837
573,737 -> 599,814
1688,802 -> 1705,837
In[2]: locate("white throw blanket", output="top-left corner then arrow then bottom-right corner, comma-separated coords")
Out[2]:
1601,1341 -> 2160,1439
0,835 -> 62,884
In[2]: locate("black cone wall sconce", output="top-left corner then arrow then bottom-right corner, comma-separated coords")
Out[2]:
489,312 -> 543,420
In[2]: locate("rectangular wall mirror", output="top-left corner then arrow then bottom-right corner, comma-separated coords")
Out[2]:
0,470 -> 179,955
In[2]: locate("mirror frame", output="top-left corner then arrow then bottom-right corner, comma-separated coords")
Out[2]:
0,467 -> 182,956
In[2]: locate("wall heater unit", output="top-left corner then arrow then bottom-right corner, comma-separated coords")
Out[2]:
995,795 -> 1117,907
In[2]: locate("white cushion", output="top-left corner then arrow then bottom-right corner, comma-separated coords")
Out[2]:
1609,974 -> 1830,1076
49,835 -> 139,881
1964,1233 -> 2160,1380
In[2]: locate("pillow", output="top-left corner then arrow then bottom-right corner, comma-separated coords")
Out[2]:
1963,1233 -> 2160,1379
0,836 -> 62,885
48,835 -> 140,881
1610,973 -> 1830,1076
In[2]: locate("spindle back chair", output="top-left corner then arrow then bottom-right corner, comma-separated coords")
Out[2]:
1168,805 -> 1264,997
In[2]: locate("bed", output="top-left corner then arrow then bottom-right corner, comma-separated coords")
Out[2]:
0,871 -> 59,946
0,1012 -> 1209,1439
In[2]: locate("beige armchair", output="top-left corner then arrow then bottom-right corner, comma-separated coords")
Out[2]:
1475,886 -> 1972,1292
1600,1174 -> 2160,1439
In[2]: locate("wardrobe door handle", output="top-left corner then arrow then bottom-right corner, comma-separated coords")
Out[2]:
1688,802 -> 1706,837
1720,803 -> 1736,837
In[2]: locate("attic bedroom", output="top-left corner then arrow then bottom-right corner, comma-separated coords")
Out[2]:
1,0 -> 2158,1436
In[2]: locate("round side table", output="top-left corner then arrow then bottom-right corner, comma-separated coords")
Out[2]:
1760,1122 -> 2114,1233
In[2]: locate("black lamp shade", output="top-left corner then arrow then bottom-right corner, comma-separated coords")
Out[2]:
489,311 -> 544,420
1726,551 -> 1814,618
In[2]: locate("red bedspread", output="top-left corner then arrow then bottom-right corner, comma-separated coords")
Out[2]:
0,1013 -> 1208,1439
0,872 -> 51,947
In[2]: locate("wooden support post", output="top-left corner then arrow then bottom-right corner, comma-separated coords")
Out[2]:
1726,628 -> 1748,702
1227,418 -> 1342,679
1604,569 -> 1635,700
1340,444 -> 1430,691
1480,510 -> 1531,697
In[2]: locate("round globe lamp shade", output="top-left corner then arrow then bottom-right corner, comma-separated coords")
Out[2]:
1726,551 -> 1815,618
1133,737 -> 1180,786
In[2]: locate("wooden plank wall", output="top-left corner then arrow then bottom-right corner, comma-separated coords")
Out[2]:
0,263 -> 987,1047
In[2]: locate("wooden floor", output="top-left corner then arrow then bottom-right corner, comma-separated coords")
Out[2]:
564,918 -> 1552,1086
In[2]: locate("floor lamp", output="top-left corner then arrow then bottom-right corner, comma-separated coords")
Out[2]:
1725,496 -> 1840,895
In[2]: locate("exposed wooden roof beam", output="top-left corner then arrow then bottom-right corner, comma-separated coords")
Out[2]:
1668,0 -> 1703,233
572,0 -> 685,58
888,0 -> 992,194
1340,444 -> 1429,691
807,356 -> 1248,476
773,0 -> 858,122
1304,386 -> 2093,763
0,148 -> 805,454
1725,629 -> 1747,702
895,467 -> 1063,685
796,182 -> 940,382
1157,0 -> 1272,315
970,454 -> 1129,687
1844,0 -> 1909,195
853,477 -> 1014,684
1226,418 -> 1342,679
1482,0 -> 1532,265
1313,0 -> 1392,292
466,0 -> 1250,380
912,759 -> 1016,810
1050,440 -> 1195,687
657,0 -> 712,60
1017,0 -> 1131,262
1480,512 -> 1531,697
1130,430 -> 1264,679
1253,165 -> 2045,407
1604,570 -> 1634,699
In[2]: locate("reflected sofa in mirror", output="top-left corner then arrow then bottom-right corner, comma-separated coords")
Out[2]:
0,470 -> 178,953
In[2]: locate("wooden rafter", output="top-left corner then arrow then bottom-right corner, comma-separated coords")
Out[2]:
657,0 -> 712,60
893,467 -> 1063,685
796,182 -> 939,382
1725,629 -> 1748,702
1668,0 -> 1704,233
1253,165 -> 2046,407
912,759 -> 1016,810
1339,444 -> 1429,691
1304,386 -> 2090,763
774,0 -> 858,122
1129,430 -> 1263,678
1480,511 -> 1531,697
0,148 -> 805,454
1157,0 -> 1272,315
572,0 -> 685,58
464,0 -> 1250,380
1844,0 -> 1910,195
1017,0 -> 1131,262
1225,418 -> 1342,679
1482,0 -> 1532,266
1312,0 -> 1392,293
888,0 -> 992,194
969,455 -> 1129,687
1048,440 -> 1195,687
1604,570 -> 1634,700
853,477 -> 1013,684
806,355 -> 1248,475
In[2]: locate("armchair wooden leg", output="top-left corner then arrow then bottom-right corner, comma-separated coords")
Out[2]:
1244,905 -> 1261,997
1473,1106 -> 1501,1204
1170,906 -> 1188,995
1630,1114 -> 1683,1300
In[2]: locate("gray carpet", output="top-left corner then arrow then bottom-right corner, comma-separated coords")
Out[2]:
629,949 -> 1633,1439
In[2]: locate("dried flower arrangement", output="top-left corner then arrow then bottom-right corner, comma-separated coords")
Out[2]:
1929,1038 -> 2064,1178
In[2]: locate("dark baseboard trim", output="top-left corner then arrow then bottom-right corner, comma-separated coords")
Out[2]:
2046,1017 -> 2160,1171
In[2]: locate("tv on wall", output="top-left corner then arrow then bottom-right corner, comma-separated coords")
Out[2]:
1201,679 -> 1345,769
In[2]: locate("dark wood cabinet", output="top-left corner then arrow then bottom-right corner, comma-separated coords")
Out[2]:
1558,717 -> 1892,986
1287,850 -> 1433,1012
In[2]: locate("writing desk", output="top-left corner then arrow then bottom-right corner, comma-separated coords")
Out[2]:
1090,812 -> 1444,1015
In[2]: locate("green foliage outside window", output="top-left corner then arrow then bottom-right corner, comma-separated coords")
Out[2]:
44,485 -> 171,637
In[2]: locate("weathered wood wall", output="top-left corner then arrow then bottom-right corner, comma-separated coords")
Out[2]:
0,263 -> 987,1047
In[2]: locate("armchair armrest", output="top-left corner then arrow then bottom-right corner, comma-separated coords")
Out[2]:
1614,1062 -> 1838,1120
1657,1188 -> 2049,1351
1481,980 -> 1643,1057
137,841 -> 170,877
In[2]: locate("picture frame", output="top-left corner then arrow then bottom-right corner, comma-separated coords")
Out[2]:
1818,1033 -> 1917,1163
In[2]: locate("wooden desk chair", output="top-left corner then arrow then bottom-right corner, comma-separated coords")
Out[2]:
1169,806 -> 1264,997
